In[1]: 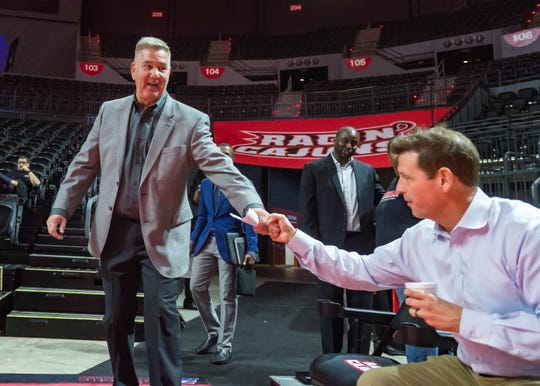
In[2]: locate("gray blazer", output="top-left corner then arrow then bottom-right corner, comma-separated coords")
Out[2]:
52,95 -> 262,278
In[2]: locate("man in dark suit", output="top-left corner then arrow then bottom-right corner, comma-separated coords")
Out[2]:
299,126 -> 385,354
190,144 -> 258,365
46,37 -> 268,386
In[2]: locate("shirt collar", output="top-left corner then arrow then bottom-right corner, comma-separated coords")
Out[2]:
433,188 -> 490,236
133,92 -> 168,116
330,152 -> 352,168
454,188 -> 491,230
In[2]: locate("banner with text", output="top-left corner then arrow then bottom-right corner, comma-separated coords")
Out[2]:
214,108 -> 450,169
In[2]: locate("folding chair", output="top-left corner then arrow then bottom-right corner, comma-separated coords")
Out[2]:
309,299 -> 457,386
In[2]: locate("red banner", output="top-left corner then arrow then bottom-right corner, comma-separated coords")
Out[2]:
214,108 -> 450,169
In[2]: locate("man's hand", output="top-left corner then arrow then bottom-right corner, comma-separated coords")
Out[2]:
46,214 -> 67,240
252,207 -> 270,235
404,288 -> 463,333
242,254 -> 256,267
268,213 -> 297,244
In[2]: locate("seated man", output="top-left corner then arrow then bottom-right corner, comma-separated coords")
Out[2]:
262,126 -> 540,385
4,156 -> 41,203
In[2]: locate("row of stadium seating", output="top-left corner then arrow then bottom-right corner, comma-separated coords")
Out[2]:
480,87 -> 540,118
98,0 -> 537,61
378,0 -> 537,48
0,119 -> 90,210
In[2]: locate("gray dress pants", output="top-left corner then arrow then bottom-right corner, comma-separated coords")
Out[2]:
190,234 -> 238,350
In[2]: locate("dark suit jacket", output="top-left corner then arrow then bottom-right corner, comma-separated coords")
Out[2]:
52,95 -> 262,278
190,178 -> 258,264
299,154 -> 385,251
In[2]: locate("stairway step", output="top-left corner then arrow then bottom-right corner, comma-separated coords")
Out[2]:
32,243 -> 90,256
27,253 -> 99,269
13,287 -> 143,314
0,243 -> 28,265
20,267 -> 102,289
1,264 -> 25,291
6,310 -> 144,341
39,226 -> 87,237
36,234 -> 88,246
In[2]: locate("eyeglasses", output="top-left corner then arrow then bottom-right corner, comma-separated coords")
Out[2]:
17,161 -> 29,164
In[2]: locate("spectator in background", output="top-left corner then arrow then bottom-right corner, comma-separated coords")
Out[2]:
46,37 -> 268,386
375,135 -> 438,362
180,167 -> 206,311
0,156 -> 40,203
265,126 -> 540,385
190,143 -> 258,365
299,126 -> 385,354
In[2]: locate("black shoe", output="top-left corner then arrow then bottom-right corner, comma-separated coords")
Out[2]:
195,335 -> 218,355
183,299 -> 198,310
211,348 -> 232,365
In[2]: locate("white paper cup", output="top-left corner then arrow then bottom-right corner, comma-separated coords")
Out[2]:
405,281 -> 437,294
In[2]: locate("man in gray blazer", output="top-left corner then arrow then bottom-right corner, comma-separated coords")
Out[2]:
299,126 -> 385,355
46,37 -> 268,386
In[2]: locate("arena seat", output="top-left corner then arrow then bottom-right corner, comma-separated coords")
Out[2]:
309,300 -> 457,386
0,194 -> 23,244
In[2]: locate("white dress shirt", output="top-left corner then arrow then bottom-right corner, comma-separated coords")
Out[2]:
287,188 -> 540,377
331,153 -> 360,232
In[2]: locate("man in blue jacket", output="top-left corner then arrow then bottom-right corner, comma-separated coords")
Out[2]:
190,143 -> 258,365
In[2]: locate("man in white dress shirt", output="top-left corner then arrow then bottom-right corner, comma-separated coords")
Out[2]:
261,126 -> 540,385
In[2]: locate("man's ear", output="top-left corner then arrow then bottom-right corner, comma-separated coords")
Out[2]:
130,62 -> 136,80
438,167 -> 454,192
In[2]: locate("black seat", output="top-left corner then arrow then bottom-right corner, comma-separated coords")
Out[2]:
0,193 -> 23,244
309,299 -> 457,386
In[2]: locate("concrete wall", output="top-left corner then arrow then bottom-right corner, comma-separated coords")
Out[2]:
0,0 -> 81,78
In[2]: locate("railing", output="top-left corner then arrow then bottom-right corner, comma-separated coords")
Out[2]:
0,80 -> 454,122
452,111 -> 540,202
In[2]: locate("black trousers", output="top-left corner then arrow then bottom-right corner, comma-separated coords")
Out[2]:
100,217 -> 182,386
316,231 -> 375,355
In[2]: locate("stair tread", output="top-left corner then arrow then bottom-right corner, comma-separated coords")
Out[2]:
15,286 -> 104,295
8,310 -> 143,321
15,286 -> 142,296
31,244 -> 91,254
28,253 -> 97,259
23,266 -> 97,273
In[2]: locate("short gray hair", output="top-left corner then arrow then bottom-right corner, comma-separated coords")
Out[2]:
134,36 -> 171,59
